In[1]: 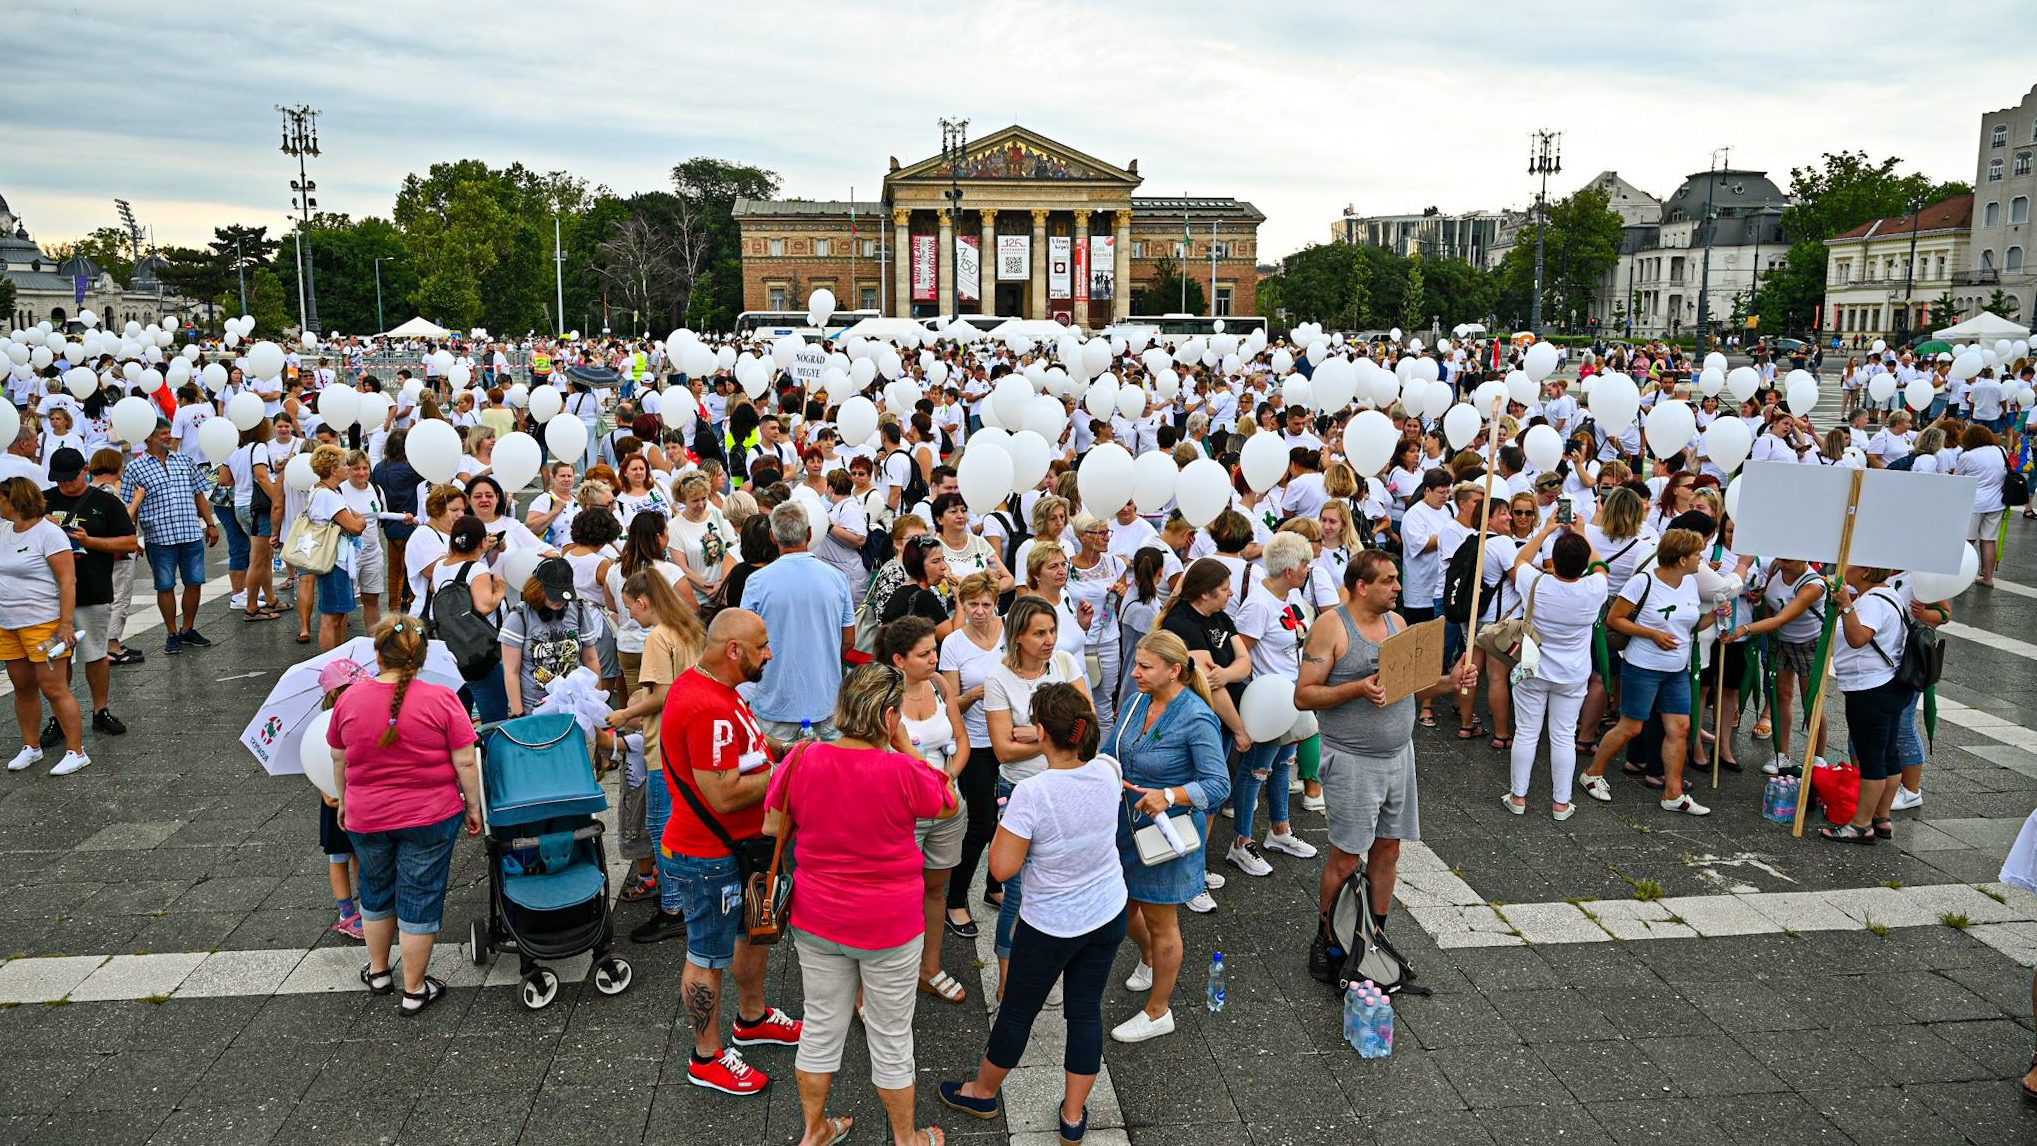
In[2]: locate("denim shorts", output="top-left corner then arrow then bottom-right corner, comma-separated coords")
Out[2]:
349,811 -> 463,935
145,540 -> 206,592
235,504 -> 273,539
659,848 -> 744,969
222,509 -> 251,571
316,564 -> 357,615
1618,661 -> 1692,720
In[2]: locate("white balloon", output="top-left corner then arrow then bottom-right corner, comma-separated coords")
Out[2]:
1281,377 -> 1313,412
1505,370 -> 1538,408
955,442 -> 1015,516
1240,676 -> 1300,742
1472,379 -> 1510,418
356,392 -> 392,431
430,350 -> 455,375
1240,429 -> 1290,492
1131,450 -> 1178,513
223,331 -> 241,349
527,385 -> 563,424
1951,351 -> 1984,381
284,453 -> 317,492
1081,337 -> 1112,378
1725,366 -> 1760,402
848,358 -> 878,391
447,364 -> 472,390
771,334 -> 803,370
1269,348 -> 1294,376
317,385 -> 360,430
1704,352 -> 1728,375
1643,400 -> 1697,459
1906,376 -> 1934,412
1310,358 -> 1357,412
505,383 -> 530,409
1076,443 -> 1136,514
1006,430 -> 1053,494
121,361 -> 143,383
1339,410 -> 1396,478
1420,384 -> 1453,421
109,396 -> 156,444
1699,368 -> 1725,397
1867,374 -> 1897,403
1785,378 -> 1819,416
1523,341 -> 1559,382
1442,403 -> 1482,451
407,420 -> 463,483
60,341 -> 86,365
1723,475 -> 1744,520
300,710 -> 338,797
1588,372 -> 1641,433
807,287 -> 836,324
971,426 -> 1011,457
1907,544 -> 1980,602
1410,356 -> 1440,384
1116,386 -> 1148,420
1024,394 -> 1067,442
1702,417 -> 1753,475
29,346 -> 52,370
198,416 -> 241,464
1871,339 -> 1888,355
1522,424 -> 1564,472
1175,458 -> 1231,527
1083,377 -> 1119,420
491,432 -> 542,492
245,340 -> 285,380
545,415 -> 589,462
63,366 -> 97,399
991,378 -> 1033,430
837,396 -> 878,447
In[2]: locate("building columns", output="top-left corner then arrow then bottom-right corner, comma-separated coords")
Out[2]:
1030,209 -> 1050,319
937,211 -> 954,319
1112,211 -> 1132,322
1073,209 -> 1091,326
892,208 -> 911,317
978,209 -> 997,313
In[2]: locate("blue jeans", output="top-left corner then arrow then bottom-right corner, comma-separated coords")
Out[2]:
1436,596 -> 1464,672
349,811 -> 463,935
647,770 -> 674,879
145,540 -> 206,592
993,778 -> 1023,959
658,849 -> 743,969
1851,695 -> 1927,770
1232,739 -> 1295,838
221,507 -> 251,572
461,661 -> 509,723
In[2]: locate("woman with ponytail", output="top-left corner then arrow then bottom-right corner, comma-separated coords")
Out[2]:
327,615 -> 483,1017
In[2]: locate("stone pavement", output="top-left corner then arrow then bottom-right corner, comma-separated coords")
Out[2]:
3,520 -> 2037,1145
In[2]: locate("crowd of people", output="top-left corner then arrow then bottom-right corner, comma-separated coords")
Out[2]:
11,310 -> 2037,1132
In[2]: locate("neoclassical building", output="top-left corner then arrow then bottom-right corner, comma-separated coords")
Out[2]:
1,192 -> 192,332
735,126 -> 1263,326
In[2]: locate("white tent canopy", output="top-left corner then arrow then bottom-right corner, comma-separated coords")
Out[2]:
377,316 -> 454,340
1934,311 -> 2030,341
834,317 -> 926,343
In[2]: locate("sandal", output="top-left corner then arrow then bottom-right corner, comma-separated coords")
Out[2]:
1456,723 -> 1488,741
397,974 -> 447,1015
917,1129 -> 944,1146
1575,740 -> 1598,758
360,964 -> 394,995
920,970 -> 967,1004
1817,823 -> 1877,845
1871,818 -> 1895,841
108,648 -> 145,665
1621,762 -> 1649,778
1489,736 -> 1512,750
1640,774 -> 1666,790
816,1116 -> 854,1146
1418,712 -> 1439,728
242,610 -> 278,622
2022,1053 -> 2037,1103
295,633 -> 312,644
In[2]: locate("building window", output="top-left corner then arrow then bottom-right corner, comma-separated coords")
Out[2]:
1983,249 -> 1997,271
2016,151 -> 2035,177
1993,124 -> 2009,149
861,239 -> 877,258
769,238 -> 786,257
859,286 -> 878,311
2015,197 -> 2031,225
1835,261 -> 1850,285
1211,241 -> 1231,259
1131,241 -> 1146,258
1936,254 -> 1947,278
813,239 -> 830,257
1986,201 -> 2002,228
1215,286 -> 1233,316
767,286 -> 789,309
2009,247 -> 2027,274
1989,158 -> 2004,182
1174,242 -> 1188,259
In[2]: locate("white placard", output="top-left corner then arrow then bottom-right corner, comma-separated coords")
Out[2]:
792,346 -> 827,387
997,235 -> 1030,281
1732,460 -> 1976,575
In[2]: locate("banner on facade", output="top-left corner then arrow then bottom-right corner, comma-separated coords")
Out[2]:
911,235 -> 938,302
1048,236 -> 1072,298
997,235 -> 1030,281
1073,239 -> 1089,304
1089,235 -> 1115,302
958,235 -> 980,304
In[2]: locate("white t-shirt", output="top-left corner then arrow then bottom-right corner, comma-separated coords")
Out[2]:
405,526 -> 450,611
939,627 -> 1007,749
1001,758 -> 1130,938
1760,567 -> 1826,644
1831,587 -> 1905,693
0,520 -> 69,629
1400,501 -> 1455,605
1955,444 -> 2007,512
1515,567 -> 1608,687
1616,568 -> 1701,672
983,651 -> 1084,783
1235,578 -> 1307,681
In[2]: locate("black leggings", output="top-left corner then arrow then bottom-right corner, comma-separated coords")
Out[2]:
989,908 -> 1128,1075
947,745 -> 1002,910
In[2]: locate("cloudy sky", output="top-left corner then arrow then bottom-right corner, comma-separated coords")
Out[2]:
6,0 -> 2027,263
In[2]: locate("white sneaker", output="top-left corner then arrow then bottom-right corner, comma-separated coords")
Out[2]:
48,751 -> 90,777
1110,1009 -> 1175,1043
1580,774 -> 1613,803
1124,961 -> 1154,992
229,591 -> 247,610
1203,871 -> 1226,890
6,745 -> 42,772
1220,803 -> 1235,819
1226,839 -> 1273,877
1264,831 -> 1317,859
1659,793 -> 1711,816
1186,891 -> 1217,914
1300,792 -> 1326,813
1763,755 -> 1789,776
1502,793 -> 1527,815
1891,785 -> 1924,811
1288,778 -> 1304,794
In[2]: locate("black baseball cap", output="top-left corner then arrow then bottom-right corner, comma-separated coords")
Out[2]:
47,447 -> 86,483
533,556 -> 577,603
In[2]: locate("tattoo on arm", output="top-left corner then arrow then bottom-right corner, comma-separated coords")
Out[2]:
1302,652 -> 1327,664
685,981 -> 716,1035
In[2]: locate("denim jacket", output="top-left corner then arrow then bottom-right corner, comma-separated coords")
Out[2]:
1110,687 -> 1230,812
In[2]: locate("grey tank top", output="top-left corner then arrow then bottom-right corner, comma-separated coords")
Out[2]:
1315,607 -> 1416,758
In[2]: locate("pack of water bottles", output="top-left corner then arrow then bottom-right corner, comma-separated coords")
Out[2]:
1343,979 -> 1394,1058
1760,774 -> 1801,825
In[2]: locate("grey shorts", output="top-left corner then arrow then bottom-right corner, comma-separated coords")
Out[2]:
915,813 -> 964,870
1775,638 -> 1817,680
75,604 -> 110,665
1320,741 -> 1419,856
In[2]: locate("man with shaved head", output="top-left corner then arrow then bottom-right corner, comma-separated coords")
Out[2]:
632,606 -> 804,1096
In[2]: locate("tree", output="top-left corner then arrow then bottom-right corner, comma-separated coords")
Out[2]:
1928,288 -> 1961,326
0,278 -> 13,322
1492,187 -> 1622,331
393,159 -> 594,333
591,211 -> 683,336
274,213 -> 413,335
669,158 -> 781,331
1755,151 -> 1970,334
46,226 -> 137,284
1133,254 -> 1204,316
1985,288 -> 2023,320
213,267 -> 291,336
1399,249 -> 1427,332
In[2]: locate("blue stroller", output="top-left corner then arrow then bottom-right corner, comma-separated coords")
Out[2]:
468,713 -> 633,1009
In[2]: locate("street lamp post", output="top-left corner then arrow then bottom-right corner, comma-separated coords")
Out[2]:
373,255 -> 401,334
939,117 -> 969,323
1897,193 -> 1925,344
1527,129 -> 1562,335
1694,147 -> 1728,355
277,104 -> 322,333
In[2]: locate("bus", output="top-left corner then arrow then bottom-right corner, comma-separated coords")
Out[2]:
1110,313 -> 1269,347
733,309 -> 878,339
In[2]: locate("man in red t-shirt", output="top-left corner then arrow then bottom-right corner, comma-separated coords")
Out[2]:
635,608 -> 802,1096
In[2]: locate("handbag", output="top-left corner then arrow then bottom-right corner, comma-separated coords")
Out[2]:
1474,575 -> 1540,670
1111,693 -> 1204,867
281,512 -> 342,574
665,742 -> 801,945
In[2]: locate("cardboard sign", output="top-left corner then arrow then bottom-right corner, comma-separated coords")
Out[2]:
1377,617 -> 1446,704
792,346 -> 827,388
1732,461 -> 1976,575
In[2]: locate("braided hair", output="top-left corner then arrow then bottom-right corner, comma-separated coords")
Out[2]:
372,615 -> 428,747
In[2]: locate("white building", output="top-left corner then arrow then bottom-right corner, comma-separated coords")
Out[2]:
1823,194 -> 1972,344
1961,84 -> 2037,324
1329,206 -> 1503,265
1,191 -> 194,332
1590,169 -> 1787,339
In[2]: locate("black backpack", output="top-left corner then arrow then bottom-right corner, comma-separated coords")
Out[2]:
890,448 -> 929,513
1868,588 -> 1944,692
1440,533 -> 1489,624
422,562 -> 503,682
1884,452 -> 1917,472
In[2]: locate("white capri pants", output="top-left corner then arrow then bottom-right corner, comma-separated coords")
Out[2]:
1510,676 -> 1588,806
354,535 -> 389,598
793,929 -> 922,1089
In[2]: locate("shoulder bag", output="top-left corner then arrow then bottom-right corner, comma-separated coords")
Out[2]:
1112,691 -> 1203,867
1474,574 -> 1540,671
281,503 -> 342,575
665,741 -> 801,945
743,742 -> 808,946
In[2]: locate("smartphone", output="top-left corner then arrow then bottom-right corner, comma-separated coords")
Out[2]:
1555,497 -> 1574,525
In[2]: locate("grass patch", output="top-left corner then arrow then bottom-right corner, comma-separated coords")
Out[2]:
1780,927 -> 1800,938
140,993 -> 172,1005
1863,914 -> 1891,938
1627,879 -> 1667,902
1941,912 -> 1974,931
1880,879 -> 1904,890
45,998 -> 69,1007
1979,887 -> 2008,904
1664,914 -> 1689,927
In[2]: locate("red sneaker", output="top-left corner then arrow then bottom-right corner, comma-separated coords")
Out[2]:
731,1007 -> 803,1047
687,1048 -> 769,1096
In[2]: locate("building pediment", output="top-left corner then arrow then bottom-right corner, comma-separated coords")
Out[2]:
888,126 -> 1140,187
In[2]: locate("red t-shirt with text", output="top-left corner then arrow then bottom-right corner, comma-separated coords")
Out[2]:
659,667 -> 769,858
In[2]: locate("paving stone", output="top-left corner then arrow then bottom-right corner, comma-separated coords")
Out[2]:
1407,904 -> 1524,948
273,946 -> 368,995
1737,891 -> 1862,933
1496,901 -> 1611,945
1650,894 -> 1781,937
0,954 -> 106,1003
74,821 -> 187,851
1484,988 -> 1621,1043
1427,1042 -> 1567,1108
1637,1034 -> 1790,1096
175,949 -> 307,998
32,1107 -> 174,1145
1584,1097 -> 1731,1144
1357,1107 -> 1495,1145
67,952 -> 206,1002
1474,1102 -> 1616,1144
1909,1079 -> 2037,1146
1587,900 -> 1700,942
1846,1022 -> 1998,1085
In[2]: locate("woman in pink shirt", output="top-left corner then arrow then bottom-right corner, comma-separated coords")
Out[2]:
329,616 -> 482,1016
765,662 -> 958,1146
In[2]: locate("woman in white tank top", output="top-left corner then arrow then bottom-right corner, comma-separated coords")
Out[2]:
880,616 -> 969,1004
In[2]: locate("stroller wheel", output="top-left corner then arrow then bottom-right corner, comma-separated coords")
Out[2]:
469,920 -> 490,965
520,968 -> 560,1010
593,957 -> 633,996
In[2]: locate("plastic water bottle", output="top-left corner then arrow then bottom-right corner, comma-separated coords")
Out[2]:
1343,984 -> 1366,1049
1367,989 -> 1395,1058
1205,952 -> 1226,1012
797,719 -> 817,743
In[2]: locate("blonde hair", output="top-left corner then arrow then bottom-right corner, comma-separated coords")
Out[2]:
622,568 -> 704,669
1322,461 -> 1359,500
1136,630 -> 1213,707
833,662 -> 906,745
1656,527 -> 1705,567
956,569 -> 1000,605
309,443 -> 349,481
1026,540 -> 1068,586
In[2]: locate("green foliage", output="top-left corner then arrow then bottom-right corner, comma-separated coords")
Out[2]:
0,278 -> 13,322
1399,249 -> 1426,332
1755,151 -> 1971,335
1493,186 -> 1624,331
1929,288 -> 1960,325
216,266 -> 291,335
274,213 -> 413,335
1134,254 -> 1205,315
1259,241 -> 1491,332
668,158 -> 781,332
393,159 -> 594,333
1985,288 -> 2023,320
46,226 -> 137,284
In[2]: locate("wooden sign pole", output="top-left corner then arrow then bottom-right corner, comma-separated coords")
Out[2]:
1457,395 -> 1507,695
1790,467 -> 1865,837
